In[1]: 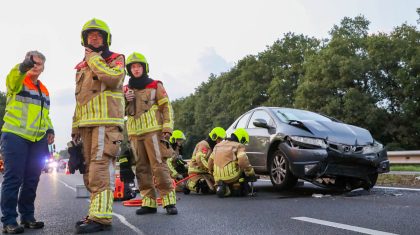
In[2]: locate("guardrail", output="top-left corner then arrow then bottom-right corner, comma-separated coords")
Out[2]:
388,151 -> 420,164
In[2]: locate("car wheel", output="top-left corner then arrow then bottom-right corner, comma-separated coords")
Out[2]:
363,173 -> 378,190
269,149 -> 298,191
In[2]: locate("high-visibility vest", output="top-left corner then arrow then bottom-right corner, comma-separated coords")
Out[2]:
2,65 -> 53,142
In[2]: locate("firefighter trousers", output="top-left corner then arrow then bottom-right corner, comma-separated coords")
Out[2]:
130,131 -> 176,208
79,126 -> 123,225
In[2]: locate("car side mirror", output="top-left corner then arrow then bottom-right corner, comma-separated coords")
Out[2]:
253,119 -> 270,129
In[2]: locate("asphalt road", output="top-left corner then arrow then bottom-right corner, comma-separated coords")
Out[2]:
0,172 -> 419,235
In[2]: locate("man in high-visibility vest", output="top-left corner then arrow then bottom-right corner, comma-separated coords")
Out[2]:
72,18 -> 125,234
1,51 -> 54,234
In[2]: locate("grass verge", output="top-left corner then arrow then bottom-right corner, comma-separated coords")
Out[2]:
390,164 -> 420,172
377,173 -> 420,188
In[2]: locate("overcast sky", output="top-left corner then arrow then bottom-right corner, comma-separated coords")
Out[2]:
0,0 -> 418,151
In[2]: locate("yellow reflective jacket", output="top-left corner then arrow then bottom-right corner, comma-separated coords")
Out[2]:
72,52 -> 125,134
208,140 -> 255,183
2,64 -> 54,142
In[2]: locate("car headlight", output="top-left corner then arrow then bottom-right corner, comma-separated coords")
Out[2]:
289,136 -> 328,149
362,141 -> 383,154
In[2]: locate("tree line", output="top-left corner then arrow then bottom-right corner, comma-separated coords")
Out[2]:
0,16 -> 418,157
172,16 -> 420,157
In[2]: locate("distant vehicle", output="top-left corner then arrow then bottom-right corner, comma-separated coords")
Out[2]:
226,107 -> 390,191
42,157 -> 58,173
58,159 -> 69,171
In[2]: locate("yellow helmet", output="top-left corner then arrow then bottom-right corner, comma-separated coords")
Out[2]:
81,18 -> 111,47
126,52 -> 149,74
209,127 -> 226,141
233,128 -> 249,144
169,130 -> 186,144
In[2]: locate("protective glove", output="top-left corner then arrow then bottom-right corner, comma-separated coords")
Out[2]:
246,174 -> 258,182
19,55 -> 35,73
176,174 -> 184,181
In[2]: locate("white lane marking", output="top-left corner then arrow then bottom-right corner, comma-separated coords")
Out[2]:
260,179 -> 420,192
57,179 -> 76,192
292,217 -> 398,235
57,178 -> 144,234
374,186 -> 420,192
112,213 -> 144,235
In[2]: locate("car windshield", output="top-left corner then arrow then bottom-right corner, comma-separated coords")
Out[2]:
271,108 -> 332,122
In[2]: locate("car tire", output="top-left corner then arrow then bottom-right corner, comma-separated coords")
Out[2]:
268,148 -> 298,191
363,173 -> 378,190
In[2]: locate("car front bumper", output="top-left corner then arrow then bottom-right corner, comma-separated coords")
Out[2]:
280,143 -> 390,180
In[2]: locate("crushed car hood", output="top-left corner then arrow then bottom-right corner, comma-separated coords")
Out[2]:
298,120 -> 373,145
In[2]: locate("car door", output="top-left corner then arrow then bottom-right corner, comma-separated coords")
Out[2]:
245,109 -> 275,171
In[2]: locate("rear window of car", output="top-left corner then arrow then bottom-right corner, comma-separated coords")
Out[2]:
272,108 -> 332,122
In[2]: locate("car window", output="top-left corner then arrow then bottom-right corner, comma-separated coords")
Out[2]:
235,112 -> 252,128
272,108 -> 332,122
248,110 -> 274,128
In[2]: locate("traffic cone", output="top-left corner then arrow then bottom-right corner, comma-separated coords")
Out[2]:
65,164 -> 70,175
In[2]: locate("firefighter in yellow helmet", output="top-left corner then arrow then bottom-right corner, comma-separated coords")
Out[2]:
167,130 -> 187,180
167,130 -> 188,191
184,127 -> 226,194
123,52 -> 177,215
72,18 -> 125,233
208,128 -> 257,197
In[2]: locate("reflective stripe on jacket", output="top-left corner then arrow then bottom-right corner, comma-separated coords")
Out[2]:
208,140 -> 255,183
72,52 -> 125,132
125,81 -> 174,136
2,64 -> 53,141
188,140 -> 212,174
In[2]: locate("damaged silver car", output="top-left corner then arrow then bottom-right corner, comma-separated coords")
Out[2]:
226,107 -> 390,191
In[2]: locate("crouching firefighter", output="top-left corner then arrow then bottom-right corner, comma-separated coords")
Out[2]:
167,130 -> 188,185
208,128 -> 257,198
184,127 -> 226,194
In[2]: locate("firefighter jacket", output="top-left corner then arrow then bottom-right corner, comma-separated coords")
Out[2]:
2,64 -> 54,141
72,52 -> 125,134
188,140 -> 212,174
208,140 -> 255,183
124,81 -> 174,136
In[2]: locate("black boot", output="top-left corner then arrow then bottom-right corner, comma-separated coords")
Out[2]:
2,224 -> 24,234
75,216 -> 89,227
165,205 -> 178,215
75,220 -> 111,234
216,181 -> 226,198
21,220 -> 44,229
135,206 -> 157,215
183,184 -> 191,195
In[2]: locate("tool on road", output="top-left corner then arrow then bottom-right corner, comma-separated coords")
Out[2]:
122,174 -> 197,206
248,175 -> 260,197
